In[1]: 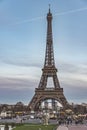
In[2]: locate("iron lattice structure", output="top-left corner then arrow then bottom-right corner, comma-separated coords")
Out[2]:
28,8 -> 69,111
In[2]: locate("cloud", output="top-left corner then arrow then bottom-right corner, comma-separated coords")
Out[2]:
1,58 -> 87,89
0,6 -> 87,27
60,75 -> 87,89
0,74 -> 87,104
10,16 -> 45,25
0,14 -> 44,27
0,57 -> 87,104
57,60 -> 87,75
57,62 -> 78,73
55,61 -> 87,103
11,7 -> 87,25
59,71 -> 87,102
0,87 -> 34,104
1,57 -> 42,68
55,6 -> 87,16
64,82 -> 87,103
0,76 -> 38,90
2,56 -> 87,75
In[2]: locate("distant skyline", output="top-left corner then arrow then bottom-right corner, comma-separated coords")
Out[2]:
0,0 -> 87,105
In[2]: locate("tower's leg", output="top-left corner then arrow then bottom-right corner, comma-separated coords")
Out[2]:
38,74 -> 47,89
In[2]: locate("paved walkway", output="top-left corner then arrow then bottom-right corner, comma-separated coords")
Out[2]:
68,124 -> 87,130
57,125 -> 68,130
57,125 -> 87,130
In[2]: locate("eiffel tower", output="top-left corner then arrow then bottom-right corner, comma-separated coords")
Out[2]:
28,8 -> 69,111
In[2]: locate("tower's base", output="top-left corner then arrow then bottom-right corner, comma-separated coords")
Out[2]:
28,88 -> 69,111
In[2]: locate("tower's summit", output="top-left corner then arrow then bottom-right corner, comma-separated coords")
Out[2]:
47,5 -> 52,20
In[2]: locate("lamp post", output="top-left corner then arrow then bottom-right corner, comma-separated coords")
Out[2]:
4,124 -> 9,130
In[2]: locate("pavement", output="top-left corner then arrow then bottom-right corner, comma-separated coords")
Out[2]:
68,124 -> 87,130
57,124 -> 87,130
57,125 -> 68,130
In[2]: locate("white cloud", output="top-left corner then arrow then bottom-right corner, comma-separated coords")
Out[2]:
55,6 -> 87,16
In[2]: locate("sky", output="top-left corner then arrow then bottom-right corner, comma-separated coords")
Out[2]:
0,0 -> 87,105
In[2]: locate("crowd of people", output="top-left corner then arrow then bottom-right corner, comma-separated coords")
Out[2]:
57,115 -> 85,125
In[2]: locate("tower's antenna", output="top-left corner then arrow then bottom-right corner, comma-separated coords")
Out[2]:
49,4 -> 50,8
49,4 -> 51,13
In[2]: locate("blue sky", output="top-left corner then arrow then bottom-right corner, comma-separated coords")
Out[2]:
0,0 -> 87,105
